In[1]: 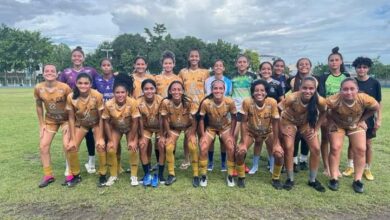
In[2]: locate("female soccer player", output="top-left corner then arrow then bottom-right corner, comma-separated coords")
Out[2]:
35,64 -> 72,188
159,81 -> 199,186
138,79 -> 166,187
60,46 -> 99,174
65,73 -> 105,187
317,47 -> 350,176
327,78 -> 379,193
272,58 -> 289,95
279,76 -> 327,192
198,80 -> 237,187
102,76 -> 140,187
155,51 -> 182,97
178,48 -> 209,170
236,80 -> 282,188
132,56 -> 155,98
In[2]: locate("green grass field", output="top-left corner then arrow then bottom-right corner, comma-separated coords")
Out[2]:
0,88 -> 389,219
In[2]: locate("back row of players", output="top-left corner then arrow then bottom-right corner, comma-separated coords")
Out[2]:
35,46 -> 381,193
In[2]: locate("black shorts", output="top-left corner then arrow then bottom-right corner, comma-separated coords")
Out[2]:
366,128 -> 376,139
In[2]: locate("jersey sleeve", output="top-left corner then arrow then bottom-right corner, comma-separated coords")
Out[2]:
33,86 -> 41,101
199,100 -> 208,116
131,100 -> 141,118
270,99 -> 280,119
240,98 -> 250,115
159,100 -> 169,116
361,93 -> 378,110
375,80 -> 382,103
65,94 -> 74,111
96,93 -> 104,111
325,94 -> 338,110
190,102 -> 199,115
101,103 -> 110,120
317,96 -> 328,114
228,98 -> 237,114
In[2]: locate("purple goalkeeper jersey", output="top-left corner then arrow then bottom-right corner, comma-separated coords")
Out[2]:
94,74 -> 115,102
59,67 -> 98,89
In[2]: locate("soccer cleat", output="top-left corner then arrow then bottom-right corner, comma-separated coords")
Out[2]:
244,164 -> 250,173
328,179 -> 339,191
364,169 -> 374,181
342,167 -> 354,177
38,176 -> 55,188
62,175 -> 74,186
293,163 -> 299,173
283,178 -> 294,191
159,175 -> 166,184
200,175 -> 208,187
85,163 -> 96,174
248,166 -> 258,175
67,175 -> 82,187
226,175 -> 235,187
207,162 -> 214,171
97,175 -> 107,187
192,176 -> 200,188
352,180 -> 364,193
143,174 -> 152,186
299,161 -> 308,171
165,175 -> 176,186
151,174 -> 159,187
271,179 -> 283,190
105,176 -> 118,187
221,162 -> 227,172
308,179 -> 326,192
237,177 -> 245,188
179,160 -> 190,170
130,176 -> 139,186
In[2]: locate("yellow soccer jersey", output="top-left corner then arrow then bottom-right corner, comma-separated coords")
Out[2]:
137,95 -> 163,131
159,98 -> 198,130
34,81 -> 72,123
102,96 -> 140,132
326,93 -> 378,129
132,73 -> 155,99
155,73 -> 182,98
66,89 -> 104,128
240,97 -> 280,134
199,97 -> 237,130
280,91 -> 327,126
178,68 -> 209,106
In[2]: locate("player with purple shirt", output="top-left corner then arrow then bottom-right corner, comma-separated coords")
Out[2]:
94,58 -> 115,102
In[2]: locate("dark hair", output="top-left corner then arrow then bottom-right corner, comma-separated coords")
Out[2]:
71,46 -> 84,57
72,73 -> 92,99
328,46 -> 346,73
197,79 -> 225,124
187,48 -> 202,68
235,54 -> 250,65
100,58 -> 112,66
352,57 -> 373,68
141,78 -> 157,91
134,56 -> 148,65
161,50 -> 176,65
273,58 -> 285,67
166,80 -> 191,108
300,76 -> 319,128
296,57 -> 312,69
250,79 -> 270,98
259,61 -> 273,71
340,77 -> 358,89
114,73 -> 134,96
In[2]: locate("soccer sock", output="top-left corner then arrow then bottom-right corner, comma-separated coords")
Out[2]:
252,155 -> 260,169
287,170 -> 294,181
221,152 -> 227,165
88,155 -> 95,167
293,157 -> 298,165
208,151 -> 214,163
365,163 -> 370,170
158,164 -> 165,178
166,143 -> 175,176
269,155 -> 275,172
43,166 -> 53,177
348,159 -> 354,168
199,160 -> 208,176
65,159 -> 70,176
227,160 -> 235,176
272,165 -> 282,180
67,151 -> 80,176
97,151 -> 107,176
155,149 -> 160,163
142,163 -> 150,176
107,149 -> 117,177
309,170 -> 317,182
236,164 -> 245,178
189,142 -> 199,176
300,154 -> 308,163
129,151 -> 139,177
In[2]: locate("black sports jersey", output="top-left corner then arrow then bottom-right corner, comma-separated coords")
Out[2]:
356,77 -> 381,129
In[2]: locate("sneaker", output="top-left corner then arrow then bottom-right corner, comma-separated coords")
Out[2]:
130,176 -> 139,186
150,164 -> 159,172
293,163 -> 299,173
105,176 -> 118,187
207,162 -> 214,171
299,161 -> 308,171
179,160 -> 190,170
62,175 -> 73,186
38,176 -> 55,188
237,177 -> 245,188
151,174 -> 159,187
352,180 -> 364,193
271,179 -> 283,190
328,179 -> 339,191
248,166 -> 258,175
143,174 -> 152,186
67,175 -> 82,187
232,169 -> 238,177
221,162 -> 227,172
308,179 -> 326,192
283,178 -> 294,191
226,175 -> 235,187
97,175 -> 107,187
85,163 -> 96,174
200,175 -> 207,187
364,169 -> 374,181
165,175 -> 176,186
244,164 -> 250,173
159,176 -> 166,184
342,167 -> 354,177
192,176 -> 200,188
125,168 -> 131,174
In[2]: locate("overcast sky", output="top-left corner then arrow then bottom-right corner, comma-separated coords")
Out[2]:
1,0 -> 390,65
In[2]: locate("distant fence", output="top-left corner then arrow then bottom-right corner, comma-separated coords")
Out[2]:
378,79 -> 390,88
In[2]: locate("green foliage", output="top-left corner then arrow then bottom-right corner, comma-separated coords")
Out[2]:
371,57 -> 390,79
46,43 -> 72,72
312,63 -> 329,76
243,49 -> 260,73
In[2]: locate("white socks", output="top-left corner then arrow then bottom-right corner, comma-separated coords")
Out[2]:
88,156 -> 96,168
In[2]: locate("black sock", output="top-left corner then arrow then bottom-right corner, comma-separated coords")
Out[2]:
155,149 -> 160,162
158,164 -> 165,178
142,163 -> 150,175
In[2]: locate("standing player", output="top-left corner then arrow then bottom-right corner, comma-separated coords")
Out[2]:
35,64 -> 72,188
155,51 -> 182,97
59,46 -> 99,174
132,56 -> 155,98
342,57 -> 382,181
272,58 -> 289,95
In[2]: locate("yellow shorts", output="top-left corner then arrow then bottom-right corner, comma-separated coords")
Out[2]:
206,127 -> 231,139
280,119 -> 313,140
247,129 -> 271,142
143,129 -> 160,139
328,123 -> 365,136
45,118 -> 68,133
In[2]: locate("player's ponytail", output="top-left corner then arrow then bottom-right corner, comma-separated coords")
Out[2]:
303,76 -> 319,128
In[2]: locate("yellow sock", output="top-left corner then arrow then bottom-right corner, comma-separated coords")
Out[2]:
67,151 -> 80,176
237,164 -> 245,178
107,149 -> 118,177
166,143 -> 175,176
43,166 -> 53,177
272,165 -> 283,180
188,142 -> 199,176
199,160 -> 208,176
97,151 -> 107,176
117,151 -> 122,171
129,151 -> 139,177
227,160 -> 235,176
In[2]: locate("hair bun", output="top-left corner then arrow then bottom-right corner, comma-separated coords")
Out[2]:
332,47 -> 339,54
